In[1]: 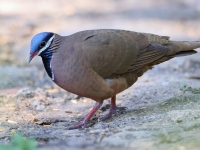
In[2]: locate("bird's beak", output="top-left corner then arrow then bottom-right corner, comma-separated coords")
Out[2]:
28,51 -> 38,63
28,57 -> 33,63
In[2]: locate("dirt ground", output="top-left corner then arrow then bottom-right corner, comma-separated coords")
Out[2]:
1,0 -> 200,150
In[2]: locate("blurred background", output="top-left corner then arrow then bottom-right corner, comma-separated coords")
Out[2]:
1,0 -> 200,150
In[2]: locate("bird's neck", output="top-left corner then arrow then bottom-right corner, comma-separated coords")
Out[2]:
41,34 -> 62,80
42,56 -> 53,78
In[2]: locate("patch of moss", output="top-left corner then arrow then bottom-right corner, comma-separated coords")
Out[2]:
180,84 -> 200,94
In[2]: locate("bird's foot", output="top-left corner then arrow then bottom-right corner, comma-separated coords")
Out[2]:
68,121 -> 87,130
101,107 -> 116,121
101,96 -> 126,121
68,102 -> 102,130
101,106 -> 126,121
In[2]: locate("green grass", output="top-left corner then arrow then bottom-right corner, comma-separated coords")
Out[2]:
0,133 -> 36,150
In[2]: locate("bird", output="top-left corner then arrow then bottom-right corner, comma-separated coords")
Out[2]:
29,29 -> 200,129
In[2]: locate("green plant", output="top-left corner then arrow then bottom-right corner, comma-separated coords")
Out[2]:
180,84 -> 200,94
0,133 -> 36,150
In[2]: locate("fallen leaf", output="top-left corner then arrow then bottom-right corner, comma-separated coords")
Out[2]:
7,120 -> 17,124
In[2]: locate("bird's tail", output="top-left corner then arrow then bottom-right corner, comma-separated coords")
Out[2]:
167,41 -> 200,57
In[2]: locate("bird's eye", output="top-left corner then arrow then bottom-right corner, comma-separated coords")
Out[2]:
40,41 -> 46,48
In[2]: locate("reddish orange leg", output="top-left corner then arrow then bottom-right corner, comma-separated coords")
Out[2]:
68,102 -> 102,130
101,96 -> 117,121
101,96 -> 126,121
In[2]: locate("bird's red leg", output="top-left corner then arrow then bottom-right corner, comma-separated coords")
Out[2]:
69,102 -> 102,129
101,96 -> 126,121
101,96 -> 117,121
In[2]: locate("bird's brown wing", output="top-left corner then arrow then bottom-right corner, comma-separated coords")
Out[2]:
75,29 -> 169,78
128,43 -> 169,72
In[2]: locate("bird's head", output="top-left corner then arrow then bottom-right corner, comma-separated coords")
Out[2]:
29,32 -> 54,63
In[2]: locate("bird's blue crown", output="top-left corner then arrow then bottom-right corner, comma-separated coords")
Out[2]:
30,32 -> 54,54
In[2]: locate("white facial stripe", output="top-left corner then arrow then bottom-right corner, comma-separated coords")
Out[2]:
37,35 -> 55,56
50,56 -> 55,81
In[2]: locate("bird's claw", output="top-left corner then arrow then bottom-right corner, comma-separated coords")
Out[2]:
68,121 -> 87,130
101,106 -> 127,121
